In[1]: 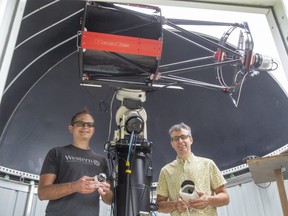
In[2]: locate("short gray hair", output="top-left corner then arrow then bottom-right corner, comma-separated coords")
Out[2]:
168,122 -> 192,137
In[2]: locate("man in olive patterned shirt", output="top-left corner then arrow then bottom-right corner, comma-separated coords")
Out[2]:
156,122 -> 230,216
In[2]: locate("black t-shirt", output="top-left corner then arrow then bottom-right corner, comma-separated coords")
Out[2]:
40,144 -> 110,216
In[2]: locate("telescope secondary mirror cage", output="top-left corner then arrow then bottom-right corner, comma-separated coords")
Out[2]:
77,1 -> 277,107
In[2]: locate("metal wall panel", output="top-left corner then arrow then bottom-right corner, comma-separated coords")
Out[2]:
1,178 -> 286,216
0,185 -> 28,216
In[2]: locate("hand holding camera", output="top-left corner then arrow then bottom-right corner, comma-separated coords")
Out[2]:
179,180 -> 199,201
94,173 -> 107,194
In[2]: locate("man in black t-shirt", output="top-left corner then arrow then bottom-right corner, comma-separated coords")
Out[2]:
38,109 -> 113,216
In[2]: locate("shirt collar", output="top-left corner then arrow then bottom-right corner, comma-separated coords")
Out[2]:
176,153 -> 194,164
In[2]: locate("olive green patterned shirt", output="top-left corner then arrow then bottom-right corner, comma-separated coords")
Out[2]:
156,154 -> 227,216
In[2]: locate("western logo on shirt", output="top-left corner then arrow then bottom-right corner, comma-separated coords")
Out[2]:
65,155 -> 100,166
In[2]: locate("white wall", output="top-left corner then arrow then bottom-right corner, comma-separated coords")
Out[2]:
1,177 -> 287,216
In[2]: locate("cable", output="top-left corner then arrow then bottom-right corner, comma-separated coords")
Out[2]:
105,89 -> 118,149
126,131 -> 135,171
257,182 -> 271,189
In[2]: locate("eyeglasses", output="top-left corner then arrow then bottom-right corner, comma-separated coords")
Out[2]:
72,121 -> 95,128
171,134 -> 190,142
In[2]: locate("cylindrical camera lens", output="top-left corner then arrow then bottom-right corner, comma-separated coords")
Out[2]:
94,173 -> 107,182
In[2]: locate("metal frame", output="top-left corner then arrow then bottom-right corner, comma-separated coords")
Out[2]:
0,0 -> 27,105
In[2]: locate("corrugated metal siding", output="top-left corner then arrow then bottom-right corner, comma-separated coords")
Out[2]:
1,186 -> 29,216
0,178 -> 287,216
0,180 -> 46,216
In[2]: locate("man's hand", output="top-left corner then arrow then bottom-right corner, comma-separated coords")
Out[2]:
97,181 -> 111,195
71,176 -> 98,194
186,192 -> 210,210
176,198 -> 190,213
